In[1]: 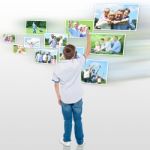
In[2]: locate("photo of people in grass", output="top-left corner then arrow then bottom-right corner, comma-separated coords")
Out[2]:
81,59 -> 108,84
66,20 -> 94,38
94,4 -> 139,31
44,33 -> 68,49
3,34 -> 15,43
26,21 -> 47,34
13,44 -> 26,54
91,33 -> 125,55
24,37 -> 40,48
35,49 -> 58,64
58,46 -> 85,61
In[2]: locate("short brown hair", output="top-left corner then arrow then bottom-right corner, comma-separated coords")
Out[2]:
63,44 -> 76,60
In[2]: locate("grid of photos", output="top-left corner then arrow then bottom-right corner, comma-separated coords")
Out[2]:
94,3 -> 139,31
91,33 -> 125,55
81,59 -> 108,84
66,20 -> 94,38
2,3 -> 139,86
35,48 -> 58,64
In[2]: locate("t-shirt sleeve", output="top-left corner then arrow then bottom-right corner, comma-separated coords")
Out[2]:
77,54 -> 86,66
52,66 -> 60,83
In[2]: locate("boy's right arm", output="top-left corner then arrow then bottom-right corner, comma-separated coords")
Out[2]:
84,30 -> 91,58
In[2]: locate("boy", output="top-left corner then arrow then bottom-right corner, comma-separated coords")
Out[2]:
52,31 -> 90,147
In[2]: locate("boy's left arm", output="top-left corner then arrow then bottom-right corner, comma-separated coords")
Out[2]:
54,83 -> 62,105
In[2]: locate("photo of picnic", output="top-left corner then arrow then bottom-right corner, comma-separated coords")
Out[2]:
81,59 -> 108,84
24,37 -> 40,48
13,44 -> 26,54
3,34 -> 15,43
94,4 -> 139,30
58,47 -> 85,61
44,33 -> 67,49
26,21 -> 47,34
66,20 -> 94,38
91,33 -> 125,55
35,49 -> 57,64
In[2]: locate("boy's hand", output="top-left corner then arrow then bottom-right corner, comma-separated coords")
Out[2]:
58,99 -> 62,105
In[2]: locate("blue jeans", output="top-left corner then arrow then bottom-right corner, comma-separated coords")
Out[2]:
61,99 -> 84,145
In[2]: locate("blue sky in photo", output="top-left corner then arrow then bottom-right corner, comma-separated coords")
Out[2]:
83,59 -> 108,79
44,33 -> 67,39
95,4 -> 139,21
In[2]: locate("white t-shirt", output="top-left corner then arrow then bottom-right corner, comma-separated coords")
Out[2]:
52,55 -> 86,104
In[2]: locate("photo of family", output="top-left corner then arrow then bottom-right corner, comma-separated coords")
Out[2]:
81,59 -> 108,84
24,37 -> 41,48
26,21 -> 47,34
3,34 -> 15,43
66,20 -> 94,38
35,49 -> 58,64
13,44 -> 26,54
91,33 -> 125,55
58,46 -> 85,61
94,4 -> 139,31
44,33 -> 68,49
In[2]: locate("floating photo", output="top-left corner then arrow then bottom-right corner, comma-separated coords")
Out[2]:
44,33 -> 68,49
91,33 -> 125,55
94,3 -> 139,31
3,34 -> 15,43
26,21 -> 47,34
24,37 -> 40,48
35,48 -> 58,64
58,46 -> 85,61
81,59 -> 108,84
13,44 -> 26,54
66,20 -> 94,38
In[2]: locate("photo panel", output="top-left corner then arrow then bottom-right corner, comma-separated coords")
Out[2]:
66,20 -> 94,38
13,44 -> 26,54
91,33 -> 126,56
24,37 -> 41,49
44,33 -> 68,49
35,48 -> 58,64
58,46 -> 85,61
26,21 -> 47,35
81,59 -> 109,85
3,34 -> 15,43
94,3 -> 139,31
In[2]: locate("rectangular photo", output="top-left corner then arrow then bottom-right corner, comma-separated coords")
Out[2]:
44,33 -> 68,49
26,21 -> 47,34
94,3 -> 139,31
91,33 -> 125,55
3,34 -> 15,43
58,46 -> 85,61
24,37 -> 40,48
66,20 -> 94,38
13,44 -> 26,54
35,48 -> 58,64
81,59 -> 108,84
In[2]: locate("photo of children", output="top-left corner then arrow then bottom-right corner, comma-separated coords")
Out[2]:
13,44 -> 26,54
24,37 -> 40,48
3,34 -> 15,43
91,33 -> 125,55
66,20 -> 94,38
35,49 -> 58,64
81,59 -> 108,84
26,21 -> 47,34
44,33 -> 68,49
94,4 -> 139,31
58,46 -> 85,61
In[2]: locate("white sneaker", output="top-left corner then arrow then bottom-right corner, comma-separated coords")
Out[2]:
77,142 -> 85,149
60,139 -> 71,147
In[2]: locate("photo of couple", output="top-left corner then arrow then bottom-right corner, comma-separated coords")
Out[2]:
81,59 -> 108,84
66,20 -> 93,38
35,49 -> 57,64
44,33 -> 67,49
3,34 -> 15,43
13,44 -> 26,54
91,33 -> 125,55
94,4 -> 139,30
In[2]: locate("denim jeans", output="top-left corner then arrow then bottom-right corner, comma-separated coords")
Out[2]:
61,99 -> 84,145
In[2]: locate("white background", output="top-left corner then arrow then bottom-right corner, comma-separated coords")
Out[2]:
0,0 -> 150,150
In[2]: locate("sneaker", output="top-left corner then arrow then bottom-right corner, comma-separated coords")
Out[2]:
60,139 -> 71,147
77,142 -> 85,149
